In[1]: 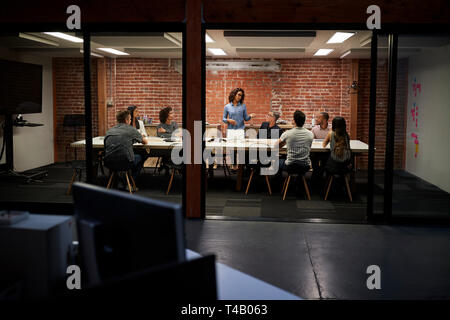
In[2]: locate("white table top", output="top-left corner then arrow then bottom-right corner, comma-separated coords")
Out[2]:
71,136 -> 369,153
186,249 -> 301,300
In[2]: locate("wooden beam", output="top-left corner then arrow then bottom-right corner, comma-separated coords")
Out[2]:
185,0 -> 203,218
350,59 -> 359,138
97,59 -> 107,136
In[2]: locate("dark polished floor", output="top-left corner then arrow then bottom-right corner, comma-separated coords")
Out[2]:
185,219 -> 450,299
1,162 -> 448,222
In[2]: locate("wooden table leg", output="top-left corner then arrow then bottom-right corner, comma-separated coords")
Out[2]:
235,164 -> 244,191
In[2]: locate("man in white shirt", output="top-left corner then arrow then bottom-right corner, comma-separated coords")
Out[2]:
274,110 -> 314,176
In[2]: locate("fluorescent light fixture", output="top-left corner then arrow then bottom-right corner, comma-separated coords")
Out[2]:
208,48 -> 226,56
326,32 -> 355,44
360,37 -> 372,47
340,50 -> 351,59
205,34 -> 214,43
314,49 -> 334,56
97,48 -> 129,55
80,49 -> 104,58
43,32 -> 83,43
19,33 -> 59,46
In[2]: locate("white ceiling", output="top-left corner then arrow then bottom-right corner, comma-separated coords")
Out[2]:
1,30 -> 449,60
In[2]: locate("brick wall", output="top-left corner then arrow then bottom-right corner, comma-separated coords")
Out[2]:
206,59 -> 352,133
105,58 -> 182,129
54,58 -> 98,162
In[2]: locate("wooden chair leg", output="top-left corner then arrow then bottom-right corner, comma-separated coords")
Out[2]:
66,169 -> 78,195
166,169 -> 175,195
324,176 -> 333,200
107,172 -> 116,189
129,171 -> 138,192
281,175 -> 288,194
125,172 -> 133,194
265,175 -> 272,196
153,157 -> 161,174
245,169 -> 255,194
282,175 -> 291,200
302,176 -> 311,200
344,174 -> 353,202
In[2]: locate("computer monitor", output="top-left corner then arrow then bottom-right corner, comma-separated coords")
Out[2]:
0,59 -> 42,115
72,182 -> 185,286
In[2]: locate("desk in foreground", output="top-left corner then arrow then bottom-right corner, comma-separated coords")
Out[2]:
186,249 -> 301,300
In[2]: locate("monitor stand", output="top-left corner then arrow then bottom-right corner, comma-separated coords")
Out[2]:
0,115 -> 47,183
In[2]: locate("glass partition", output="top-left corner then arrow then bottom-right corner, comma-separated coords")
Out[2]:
391,33 -> 450,219
204,29 -> 372,222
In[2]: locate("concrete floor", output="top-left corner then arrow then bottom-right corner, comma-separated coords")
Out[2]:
185,219 -> 450,299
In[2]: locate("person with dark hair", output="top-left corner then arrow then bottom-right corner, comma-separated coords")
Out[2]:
104,110 -> 149,181
322,116 -> 352,174
310,112 -> 331,184
157,107 -> 178,138
223,88 -> 254,170
312,112 -> 330,139
127,105 -> 148,138
274,110 -> 314,175
222,88 -> 254,140
257,111 -> 283,139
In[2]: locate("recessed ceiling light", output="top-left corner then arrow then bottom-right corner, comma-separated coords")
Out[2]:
205,34 -> 214,43
19,33 -> 59,46
208,48 -> 226,56
314,49 -> 334,56
43,32 -> 83,43
326,32 -> 355,44
340,50 -> 351,59
97,48 -> 129,56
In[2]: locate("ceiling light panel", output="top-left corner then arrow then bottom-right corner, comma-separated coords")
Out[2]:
43,32 -> 83,43
314,49 -> 334,56
208,48 -> 226,56
326,32 -> 355,44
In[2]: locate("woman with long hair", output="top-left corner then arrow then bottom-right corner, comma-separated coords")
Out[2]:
222,88 -> 254,140
322,116 -> 352,174
222,88 -> 254,170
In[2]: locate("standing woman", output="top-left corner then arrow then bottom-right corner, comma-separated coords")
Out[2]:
222,88 -> 254,170
322,116 -> 352,175
222,88 -> 254,140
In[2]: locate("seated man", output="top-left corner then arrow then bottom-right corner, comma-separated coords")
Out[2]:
257,111 -> 283,139
104,110 -> 149,181
274,110 -> 314,176
310,112 -> 331,183
157,107 -> 178,139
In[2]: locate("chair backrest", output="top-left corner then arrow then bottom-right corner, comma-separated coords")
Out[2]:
63,114 -> 85,127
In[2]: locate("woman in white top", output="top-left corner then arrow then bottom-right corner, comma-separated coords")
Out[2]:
127,105 -> 148,138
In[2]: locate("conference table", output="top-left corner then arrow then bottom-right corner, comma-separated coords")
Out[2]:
71,136 -> 369,191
